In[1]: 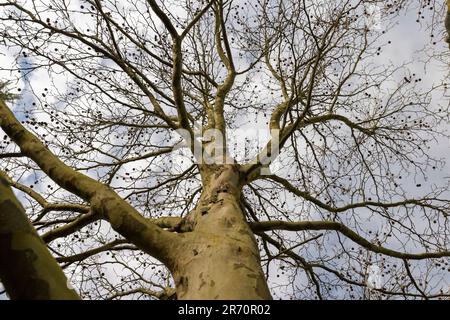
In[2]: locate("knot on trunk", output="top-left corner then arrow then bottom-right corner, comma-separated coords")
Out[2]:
173,213 -> 196,233
202,183 -> 232,205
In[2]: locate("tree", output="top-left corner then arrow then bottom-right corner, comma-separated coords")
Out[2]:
0,0 -> 449,300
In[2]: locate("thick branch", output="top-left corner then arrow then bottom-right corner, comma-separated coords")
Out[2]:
0,99 -> 181,266
0,173 -> 80,300
250,220 -> 450,260
212,0 -> 236,136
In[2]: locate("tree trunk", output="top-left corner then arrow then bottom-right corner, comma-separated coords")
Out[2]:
0,173 -> 80,300
445,1 -> 450,45
169,164 -> 272,299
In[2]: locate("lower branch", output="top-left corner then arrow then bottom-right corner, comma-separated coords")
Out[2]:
250,220 -> 450,260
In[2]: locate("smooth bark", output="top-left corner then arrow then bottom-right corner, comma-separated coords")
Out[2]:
0,172 -> 80,300
171,165 -> 272,299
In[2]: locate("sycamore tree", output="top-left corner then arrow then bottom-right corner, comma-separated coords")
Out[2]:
0,0 -> 449,300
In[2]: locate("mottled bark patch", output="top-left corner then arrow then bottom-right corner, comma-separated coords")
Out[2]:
255,274 -> 271,299
120,214 -> 147,234
247,272 -> 271,299
0,200 -> 30,232
198,275 -> 206,290
0,234 -> 50,299
223,216 -> 236,228
200,207 -> 209,215
177,276 -> 189,296
215,184 -> 230,194
233,263 -> 254,272
175,214 -> 196,232
0,174 -> 7,186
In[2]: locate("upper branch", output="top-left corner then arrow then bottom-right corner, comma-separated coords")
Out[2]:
212,0 -> 236,136
265,174 -> 448,216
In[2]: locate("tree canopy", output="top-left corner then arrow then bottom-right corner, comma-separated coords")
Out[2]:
0,0 -> 449,300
